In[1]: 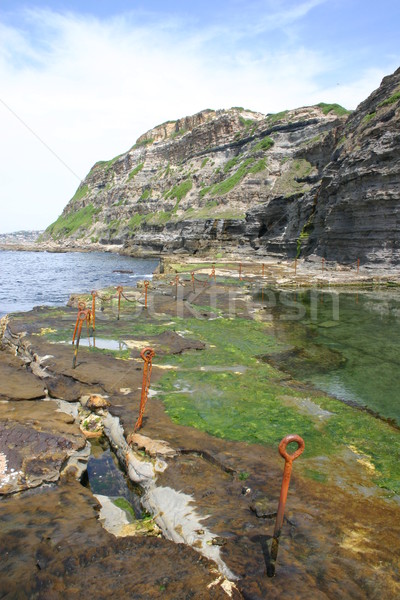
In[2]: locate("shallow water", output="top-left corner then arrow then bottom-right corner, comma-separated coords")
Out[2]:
74,337 -> 128,351
86,440 -> 142,519
261,288 -> 400,426
0,250 -> 158,317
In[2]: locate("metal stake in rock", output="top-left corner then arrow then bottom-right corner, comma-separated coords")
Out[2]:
268,434 -> 305,577
116,286 -> 123,320
144,280 -> 150,309
72,301 -> 87,344
72,309 -> 89,369
91,290 -> 97,332
134,347 -> 155,431
209,265 -> 216,282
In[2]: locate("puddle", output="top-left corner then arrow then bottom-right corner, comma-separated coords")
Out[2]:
79,337 -> 128,351
85,438 -> 143,522
55,337 -> 129,351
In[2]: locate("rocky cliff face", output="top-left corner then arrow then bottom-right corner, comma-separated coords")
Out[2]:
302,67 -> 400,265
43,67 -> 400,264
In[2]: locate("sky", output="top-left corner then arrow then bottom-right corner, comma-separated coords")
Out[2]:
0,0 -> 399,233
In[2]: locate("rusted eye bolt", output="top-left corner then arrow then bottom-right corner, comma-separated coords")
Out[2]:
133,347 -> 155,432
268,434 -> 305,578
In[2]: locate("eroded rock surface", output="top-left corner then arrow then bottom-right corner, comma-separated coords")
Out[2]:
0,400 -> 86,494
0,480 -> 233,599
0,351 -> 45,400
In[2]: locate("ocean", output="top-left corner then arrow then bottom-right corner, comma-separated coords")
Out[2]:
0,250 -> 159,317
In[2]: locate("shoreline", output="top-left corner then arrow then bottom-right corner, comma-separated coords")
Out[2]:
2,241 -> 400,286
1,263 -> 400,596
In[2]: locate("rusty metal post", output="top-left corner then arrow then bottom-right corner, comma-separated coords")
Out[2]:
91,291 -> 97,332
144,280 -> 149,309
268,434 -> 305,577
72,310 -> 88,369
85,309 -> 92,343
72,301 -> 87,344
357,258 -> 360,274
239,262 -> 242,280
211,264 -> 216,281
116,286 -> 123,320
72,315 -> 80,345
134,347 -> 155,431
191,271 -> 195,292
175,274 -> 179,299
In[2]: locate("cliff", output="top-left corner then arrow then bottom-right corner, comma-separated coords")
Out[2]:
303,67 -> 400,265
42,67 -> 400,264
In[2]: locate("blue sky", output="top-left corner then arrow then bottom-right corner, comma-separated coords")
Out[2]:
0,0 -> 399,232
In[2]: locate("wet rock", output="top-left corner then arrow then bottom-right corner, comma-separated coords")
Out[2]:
0,400 -> 86,494
0,350 -> 45,400
127,432 -> 177,458
46,373 -> 84,401
249,498 -> 277,519
159,330 -> 206,353
262,343 -> 346,376
86,394 -> 111,411
0,480 -> 234,599
211,537 -> 227,546
79,411 -> 104,438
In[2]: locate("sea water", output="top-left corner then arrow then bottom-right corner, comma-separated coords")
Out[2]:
0,250 -> 158,317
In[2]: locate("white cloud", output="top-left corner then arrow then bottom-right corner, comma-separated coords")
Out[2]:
0,7 -> 394,232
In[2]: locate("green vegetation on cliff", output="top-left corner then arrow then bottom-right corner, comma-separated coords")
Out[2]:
46,204 -> 100,238
165,178 -> 193,202
70,184 -> 90,204
378,89 -> 400,107
266,110 -> 289,123
211,158 -> 255,196
253,136 -> 274,152
128,163 -> 144,180
317,102 -> 351,117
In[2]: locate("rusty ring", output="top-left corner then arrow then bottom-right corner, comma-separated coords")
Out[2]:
91,290 -> 97,297
77,309 -> 89,321
144,280 -> 150,287
278,434 -> 305,463
140,347 -> 155,362
78,301 -> 86,310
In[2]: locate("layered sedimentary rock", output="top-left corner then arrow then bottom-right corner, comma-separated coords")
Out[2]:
303,67 -> 400,265
42,67 -> 400,264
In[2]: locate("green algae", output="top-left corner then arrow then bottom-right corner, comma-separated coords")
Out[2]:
27,286 -> 400,496
112,497 -> 136,518
304,469 -> 328,483
155,315 -> 400,495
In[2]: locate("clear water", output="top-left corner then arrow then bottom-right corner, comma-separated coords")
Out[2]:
86,446 -> 142,519
77,338 -> 128,351
0,250 -> 158,317
262,288 -> 400,426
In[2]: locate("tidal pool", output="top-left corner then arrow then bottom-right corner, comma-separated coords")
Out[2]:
264,288 -> 400,426
154,291 -> 400,495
